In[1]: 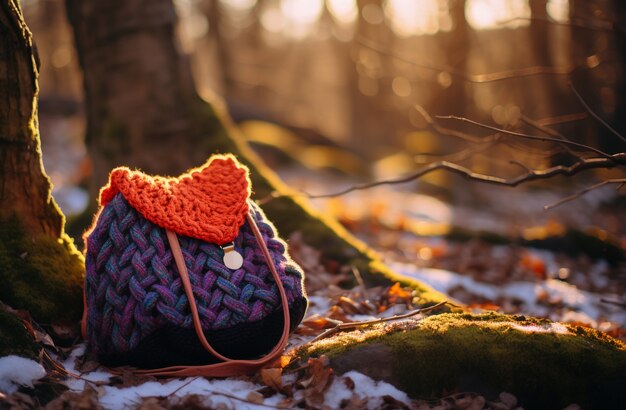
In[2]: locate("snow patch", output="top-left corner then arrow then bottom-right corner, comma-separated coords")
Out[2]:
394,264 -> 626,327
98,378 -> 283,410
510,323 -> 569,334
325,371 -> 411,410
60,343 -> 412,410
0,356 -> 46,394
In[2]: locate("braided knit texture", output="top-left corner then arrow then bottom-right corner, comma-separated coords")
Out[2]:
99,154 -> 250,245
84,193 -> 305,355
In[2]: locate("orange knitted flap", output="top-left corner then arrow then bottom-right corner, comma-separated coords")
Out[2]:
99,155 -> 251,245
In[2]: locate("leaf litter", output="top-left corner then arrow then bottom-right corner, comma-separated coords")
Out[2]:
4,189 -> 621,408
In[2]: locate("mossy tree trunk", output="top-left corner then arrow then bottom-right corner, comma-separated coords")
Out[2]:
65,0 -> 447,303
0,0 -> 83,328
0,0 -> 62,238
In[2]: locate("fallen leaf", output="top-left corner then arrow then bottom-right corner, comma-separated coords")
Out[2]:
246,391 -> 265,404
301,315 -> 340,330
341,395 -> 368,410
337,296 -> 361,315
343,376 -> 355,390
137,397 -> 166,410
260,367 -> 283,392
381,395 -> 410,409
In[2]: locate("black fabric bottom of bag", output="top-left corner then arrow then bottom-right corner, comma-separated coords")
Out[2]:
98,297 -> 308,369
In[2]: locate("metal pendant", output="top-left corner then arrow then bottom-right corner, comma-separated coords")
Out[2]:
221,242 -> 243,270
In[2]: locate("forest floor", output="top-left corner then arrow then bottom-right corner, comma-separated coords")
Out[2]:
1,115 -> 621,409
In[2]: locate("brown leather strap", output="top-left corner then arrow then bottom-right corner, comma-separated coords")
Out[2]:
131,211 -> 291,377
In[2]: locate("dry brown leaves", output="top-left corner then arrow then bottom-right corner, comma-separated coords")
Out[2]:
413,391 -> 522,410
297,281 -> 420,337
43,384 -> 102,410
252,355 -> 335,409
288,232 -> 352,293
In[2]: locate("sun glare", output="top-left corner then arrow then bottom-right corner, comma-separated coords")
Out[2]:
384,0 -> 452,37
327,0 -> 358,25
547,0 -> 569,23
465,0 -> 531,30
219,0 -> 257,12
280,0 -> 324,25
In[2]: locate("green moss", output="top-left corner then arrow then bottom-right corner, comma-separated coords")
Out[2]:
299,313 -> 626,409
0,217 -> 84,325
0,310 -> 39,359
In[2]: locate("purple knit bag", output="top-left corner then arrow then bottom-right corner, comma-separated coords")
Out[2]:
83,158 -> 307,369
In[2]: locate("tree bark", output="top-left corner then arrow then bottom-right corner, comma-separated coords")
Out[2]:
0,0 -> 83,328
0,0 -> 63,237
65,0 -> 448,302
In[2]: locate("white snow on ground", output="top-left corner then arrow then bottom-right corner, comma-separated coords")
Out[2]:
393,263 -> 626,327
61,344 -> 409,410
0,355 -> 46,394
325,371 -> 411,410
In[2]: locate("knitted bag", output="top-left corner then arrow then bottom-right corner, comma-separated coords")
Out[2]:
82,155 -> 307,376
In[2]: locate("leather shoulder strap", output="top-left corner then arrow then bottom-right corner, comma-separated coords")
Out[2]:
132,211 -> 291,377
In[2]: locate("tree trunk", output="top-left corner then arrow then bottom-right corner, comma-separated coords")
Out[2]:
0,0 -> 83,328
0,0 -> 62,237
65,0 -> 448,302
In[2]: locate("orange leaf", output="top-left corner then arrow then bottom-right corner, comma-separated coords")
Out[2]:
388,282 -> 411,299
260,367 -> 283,392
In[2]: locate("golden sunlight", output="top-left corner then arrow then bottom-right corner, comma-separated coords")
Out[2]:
465,0 -> 531,30
384,0 -> 452,37
219,0 -> 257,12
327,0 -> 358,25
258,0 -> 325,39
547,0 -> 569,22
280,0 -> 323,25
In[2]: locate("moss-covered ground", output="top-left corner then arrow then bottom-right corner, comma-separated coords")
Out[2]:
0,310 -> 38,359
297,312 -> 626,409
0,217 -> 84,326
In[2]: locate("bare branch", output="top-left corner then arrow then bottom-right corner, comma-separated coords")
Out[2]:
534,112 -> 587,127
509,160 -> 534,174
544,178 -> 626,210
435,114 -> 619,159
569,82 -> 626,144
304,156 -> 624,199
521,114 -> 576,156
521,114 -> 571,140
414,105 -> 490,143
601,298 -> 626,309
308,300 -> 448,344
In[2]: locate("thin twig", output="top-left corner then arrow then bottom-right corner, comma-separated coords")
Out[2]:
308,300 -> 448,344
415,105 -> 490,144
521,113 -> 573,142
544,178 -> 626,210
435,114 -> 618,159
569,82 -> 626,144
350,266 -> 366,297
211,391 -> 287,409
534,112 -> 588,127
303,156 -> 624,199
168,376 -> 200,396
509,160 -> 533,174
600,298 -> 626,309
